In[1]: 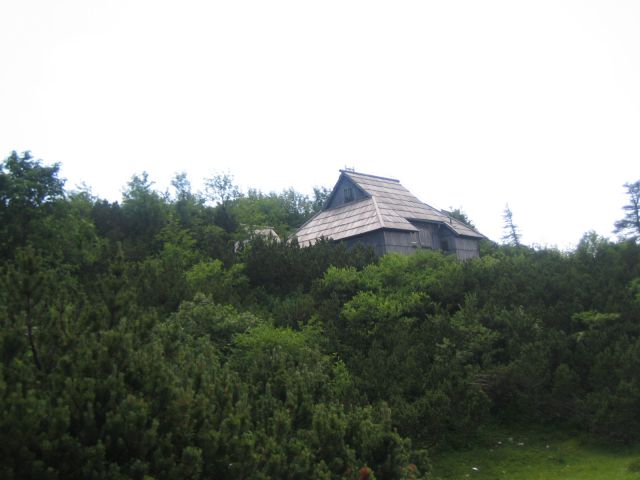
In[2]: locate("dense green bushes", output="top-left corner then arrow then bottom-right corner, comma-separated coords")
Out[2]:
1,152 -> 640,478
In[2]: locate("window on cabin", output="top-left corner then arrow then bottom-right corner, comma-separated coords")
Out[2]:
344,186 -> 354,203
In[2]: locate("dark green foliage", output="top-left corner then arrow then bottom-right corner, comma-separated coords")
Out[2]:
0,151 -> 66,259
2,152 -> 640,478
240,236 -> 376,296
120,172 -> 170,260
232,186 -> 330,238
444,207 -> 475,228
312,253 -> 492,445
0,153 -> 428,479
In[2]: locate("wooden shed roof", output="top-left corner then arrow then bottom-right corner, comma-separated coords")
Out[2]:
295,170 -> 483,246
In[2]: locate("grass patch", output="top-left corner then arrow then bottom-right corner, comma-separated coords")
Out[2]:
430,425 -> 640,480
628,459 -> 640,473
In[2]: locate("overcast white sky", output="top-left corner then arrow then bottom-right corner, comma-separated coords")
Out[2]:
1,1 -> 639,248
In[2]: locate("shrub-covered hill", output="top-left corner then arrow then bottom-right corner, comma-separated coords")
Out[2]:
1,152 -> 639,479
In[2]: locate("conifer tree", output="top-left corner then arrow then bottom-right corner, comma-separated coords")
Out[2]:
502,204 -> 521,247
614,180 -> 640,241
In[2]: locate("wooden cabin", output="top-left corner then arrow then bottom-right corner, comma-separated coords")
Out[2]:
293,170 -> 484,260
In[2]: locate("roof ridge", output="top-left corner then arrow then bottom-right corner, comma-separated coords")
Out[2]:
341,170 -> 400,183
371,196 -> 385,229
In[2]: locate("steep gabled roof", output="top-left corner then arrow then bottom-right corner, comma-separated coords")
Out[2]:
294,170 -> 483,246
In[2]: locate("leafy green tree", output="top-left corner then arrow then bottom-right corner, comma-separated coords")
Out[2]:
202,173 -> 241,233
120,172 -> 169,259
0,151 -> 64,209
0,151 -> 65,257
91,199 -> 125,242
311,186 -> 331,213
204,172 -> 242,206
232,186 -> 331,238
170,172 -> 205,229
444,207 -> 475,229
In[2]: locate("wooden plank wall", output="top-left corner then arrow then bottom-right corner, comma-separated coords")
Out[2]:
342,226 -> 480,260
453,237 -> 480,261
412,222 -> 440,250
344,230 -> 386,256
383,230 -> 418,255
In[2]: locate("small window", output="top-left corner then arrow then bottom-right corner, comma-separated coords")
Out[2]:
344,187 -> 354,203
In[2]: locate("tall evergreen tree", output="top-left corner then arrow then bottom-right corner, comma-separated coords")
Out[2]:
502,204 -> 521,247
614,180 -> 640,241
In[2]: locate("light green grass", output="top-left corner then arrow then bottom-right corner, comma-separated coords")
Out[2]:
431,426 -> 640,480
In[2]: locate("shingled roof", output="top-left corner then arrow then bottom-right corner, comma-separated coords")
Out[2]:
295,170 -> 483,246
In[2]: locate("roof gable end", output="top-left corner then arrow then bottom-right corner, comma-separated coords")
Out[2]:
324,172 -> 370,210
